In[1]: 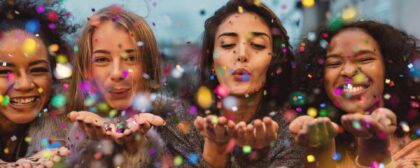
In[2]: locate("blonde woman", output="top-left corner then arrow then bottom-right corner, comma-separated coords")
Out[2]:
66,5 -> 167,167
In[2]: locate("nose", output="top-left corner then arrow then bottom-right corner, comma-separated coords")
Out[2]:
14,71 -> 35,91
110,58 -> 124,81
236,41 -> 249,63
340,62 -> 358,77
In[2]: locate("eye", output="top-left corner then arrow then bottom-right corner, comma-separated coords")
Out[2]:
325,61 -> 343,68
0,69 -> 14,75
93,56 -> 110,63
123,55 -> 137,62
357,57 -> 375,64
31,67 -> 49,73
250,42 -> 266,50
221,43 -> 235,49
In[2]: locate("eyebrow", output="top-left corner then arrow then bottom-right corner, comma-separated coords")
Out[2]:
92,49 -> 136,54
0,60 -> 49,67
251,32 -> 271,40
217,32 -> 271,40
326,49 -> 377,59
29,60 -> 49,66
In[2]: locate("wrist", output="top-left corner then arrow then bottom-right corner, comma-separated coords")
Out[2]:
203,139 -> 229,168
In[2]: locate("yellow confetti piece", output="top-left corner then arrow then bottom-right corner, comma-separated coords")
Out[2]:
352,72 -> 366,84
238,6 -> 243,13
243,145 -> 252,154
56,54 -> 68,64
0,95 -> 3,103
254,0 -> 261,6
302,0 -> 315,8
23,38 -> 37,54
307,154 -> 316,162
24,137 -> 32,143
197,86 -> 212,109
307,107 -> 317,117
48,44 -> 59,53
3,148 -> 9,154
174,155 -> 183,166
210,116 -> 218,125
120,51 -> 128,58
38,87 -> 44,93
342,6 -> 357,22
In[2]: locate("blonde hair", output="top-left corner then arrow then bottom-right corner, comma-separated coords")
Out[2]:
67,5 -> 160,112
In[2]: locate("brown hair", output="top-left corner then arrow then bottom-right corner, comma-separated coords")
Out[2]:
67,5 -> 160,112
199,0 -> 295,117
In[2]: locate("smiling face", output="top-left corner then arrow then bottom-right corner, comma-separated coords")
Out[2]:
324,28 -> 385,113
213,12 -> 272,96
90,21 -> 142,110
0,29 -> 53,124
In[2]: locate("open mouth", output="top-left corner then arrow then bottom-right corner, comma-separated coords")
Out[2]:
10,96 -> 40,105
339,82 -> 370,97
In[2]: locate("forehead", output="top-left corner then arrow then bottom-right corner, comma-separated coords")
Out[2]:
216,12 -> 271,36
92,21 -> 134,45
328,28 -> 379,52
0,29 -> 48,63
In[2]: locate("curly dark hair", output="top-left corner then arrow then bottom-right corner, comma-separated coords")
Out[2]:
297,20 -> 420,155
0,0 -> 77,73
199,0 -> 296,119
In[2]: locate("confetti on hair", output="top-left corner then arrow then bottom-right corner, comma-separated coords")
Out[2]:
51,94 -> 66,108
25,19 -> 40,34
332,152 -> 342,161
54,63 -> 72,79
174,155 -> 183,166
238,6 -> 244,13
187,153 -> 200,165
307,154 -> 315,162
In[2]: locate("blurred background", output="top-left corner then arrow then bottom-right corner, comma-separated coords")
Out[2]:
63,0 -> 420,96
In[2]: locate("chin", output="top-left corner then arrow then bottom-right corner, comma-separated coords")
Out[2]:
8,114 -> 37,124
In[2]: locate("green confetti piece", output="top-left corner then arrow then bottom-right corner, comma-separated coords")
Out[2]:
52,94 -> 66,108
243,145 -> 252,154
174,155 -> 183,166
2,95 -> 9,106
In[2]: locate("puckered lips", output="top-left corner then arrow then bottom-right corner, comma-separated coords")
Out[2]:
107,87 -> 131,99
232,68 -> 250,82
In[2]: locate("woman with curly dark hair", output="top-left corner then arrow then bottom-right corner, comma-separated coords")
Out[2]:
289,20 -> 420,167
0,0 -> 76,167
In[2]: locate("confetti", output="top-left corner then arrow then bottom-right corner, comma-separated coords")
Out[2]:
307,107 -> 317,117
187,153 -> 199,164
23,38 -> 37,54
174,155 -> 183,166
196,86 -> 212,109
238,6 -> 243,13
25,20 -> 40,34
307,154 -> 315,162
342,6 -> 357,22
49,44 -> 59,53
51,94 -> 66,108
242,145 -> 252,154
302,0 -> 315,8
36,5 -> 45,14
54,63 -> 72,79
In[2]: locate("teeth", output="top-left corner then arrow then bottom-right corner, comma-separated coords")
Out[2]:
11,97 -> 37,104
343,85 -> 364,94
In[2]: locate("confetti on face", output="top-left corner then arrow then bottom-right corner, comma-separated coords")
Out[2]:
23,38 -> 37,54
2,95 -> 10,106
196,86 -> 212,109
213,53 -> 219,59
